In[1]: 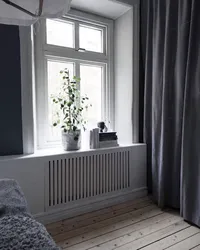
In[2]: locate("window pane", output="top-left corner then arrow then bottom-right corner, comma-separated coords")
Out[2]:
79,25 -> 103,53
80,64 -> 103,128
46,19 -> 74,48
47,60 -> 74,141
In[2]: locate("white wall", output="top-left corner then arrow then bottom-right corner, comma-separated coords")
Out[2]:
114,9 -> 134,144
0,157 -> 45,214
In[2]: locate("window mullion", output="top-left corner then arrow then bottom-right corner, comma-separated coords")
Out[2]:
75,61 -> 81,109
75,21 -> 79,51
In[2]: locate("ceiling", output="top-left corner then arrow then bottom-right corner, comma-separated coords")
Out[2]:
70,0 -> 132,20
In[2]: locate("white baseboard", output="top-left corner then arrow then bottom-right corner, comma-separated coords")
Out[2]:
35,187 -> 147,225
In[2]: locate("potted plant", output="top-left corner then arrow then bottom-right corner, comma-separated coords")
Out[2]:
52,68 -> 91,151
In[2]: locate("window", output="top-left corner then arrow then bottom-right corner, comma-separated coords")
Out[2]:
35,12 -> 114,149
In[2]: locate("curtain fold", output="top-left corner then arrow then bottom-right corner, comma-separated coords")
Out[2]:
140,0 -> 200,226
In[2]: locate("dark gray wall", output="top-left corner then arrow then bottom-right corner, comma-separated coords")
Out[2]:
0,24 -> 23,156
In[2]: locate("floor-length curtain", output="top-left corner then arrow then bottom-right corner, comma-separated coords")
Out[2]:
140,0 -> 200,227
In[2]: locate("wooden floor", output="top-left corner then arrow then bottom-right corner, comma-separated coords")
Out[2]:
46,197 -> 200,250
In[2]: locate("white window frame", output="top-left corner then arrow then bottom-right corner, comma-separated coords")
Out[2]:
35,10 -> 114,149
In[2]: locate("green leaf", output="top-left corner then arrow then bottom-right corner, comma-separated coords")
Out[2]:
53,123 -> 57,127
73,126 -> 77,132
73,76 -> 81,81
64,114 -> 69,120
67,102 -> 72,107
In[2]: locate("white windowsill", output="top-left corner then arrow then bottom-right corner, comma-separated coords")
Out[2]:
0,144 -> 145,162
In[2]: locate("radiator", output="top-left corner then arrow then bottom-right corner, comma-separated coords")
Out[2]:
45,148 -> 131,211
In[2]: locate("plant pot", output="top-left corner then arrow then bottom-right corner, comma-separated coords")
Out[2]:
62,130 -> 81,151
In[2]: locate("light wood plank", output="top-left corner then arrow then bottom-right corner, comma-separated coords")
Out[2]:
46,196 -> 150,230
57,205 -> 163,248
49,200 -> 153,236
105,220 -> 189,250
54,204 -> 157,243
47,200 -> 200,250
166,233 -> 200,250
63,213 -> 180,250
141,226 -> 199,250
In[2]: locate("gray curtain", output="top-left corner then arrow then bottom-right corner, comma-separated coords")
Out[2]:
140,0 -> 200,227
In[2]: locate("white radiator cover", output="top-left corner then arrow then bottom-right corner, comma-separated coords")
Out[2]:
46,150 -> 130,211
0,144 -> 147,224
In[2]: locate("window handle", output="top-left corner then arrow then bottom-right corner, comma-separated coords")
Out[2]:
76,48 -> 86,52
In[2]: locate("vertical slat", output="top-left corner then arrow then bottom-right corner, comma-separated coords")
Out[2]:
111,153 -> 114,192
69,158 -> 72,202
120,152 -> 123,189
108,153 -> 112,192
123,151 -> 127,188
93,155 -> 97,196
102,154 -> 106,193
127,151 -> 130,187
80,157 -> 83,199
71,158 -> 73,201
67,159 -> 70,202
50,161 -> 54,207
101,154 -> 103,194
119,152 -> 121,189
91,155 -> 94,196
54,160 -> 58,205
126,151 -> 129,187
87,156 -> 90,197
77,157 -> 80,200
97,154 -> 100,195
65,159 -> 69,202
83,156 -> 86,198
61,159 -> 65,204
57,160 -> 61,205
48,162 -> 50,207
73,158 -> 77,201
52,161 -> 55,205
117,152 -> 119,190
118,152 -> 120,190
106,154 -> 109,193
116,152 -> 119,190
104,154 -> 107,193
114,152 -> 117,191
99,154 -> 103,195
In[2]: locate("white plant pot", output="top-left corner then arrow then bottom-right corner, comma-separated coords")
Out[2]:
62,130 -> 81,151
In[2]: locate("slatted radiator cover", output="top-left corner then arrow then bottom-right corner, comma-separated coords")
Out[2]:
45,148 -> 131,211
